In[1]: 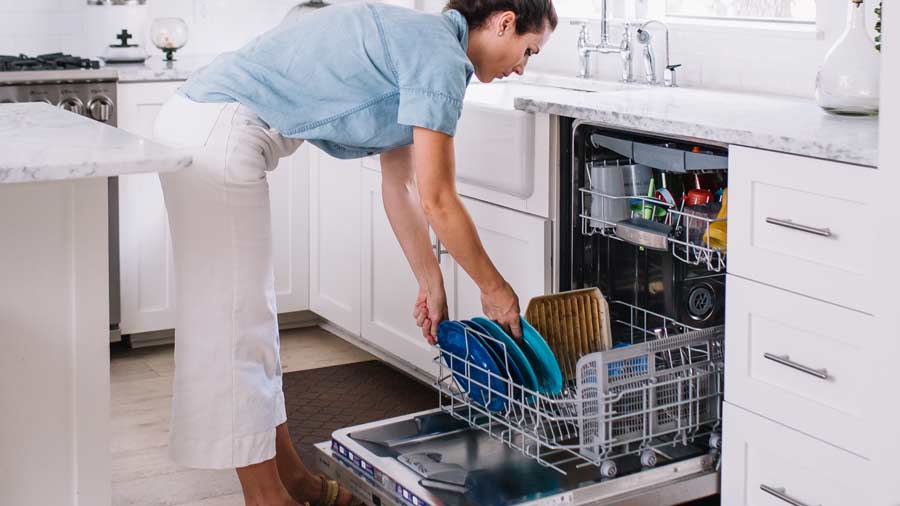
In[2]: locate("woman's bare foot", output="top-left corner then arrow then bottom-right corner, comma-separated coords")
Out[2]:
235,457 -> 301,506
274,423 -> 360,506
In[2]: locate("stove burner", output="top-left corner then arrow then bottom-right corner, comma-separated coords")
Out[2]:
0,53 -> 101,72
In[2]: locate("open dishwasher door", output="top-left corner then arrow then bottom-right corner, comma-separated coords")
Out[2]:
315,408 -> 718,506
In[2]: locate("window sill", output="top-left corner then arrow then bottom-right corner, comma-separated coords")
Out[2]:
659,16 -> 822,40
560,14 -> 823,41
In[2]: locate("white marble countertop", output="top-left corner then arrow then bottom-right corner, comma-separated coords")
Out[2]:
99,57 -> 878,167
104,54 -> 216,83
508,76 -> 878,167
0,103 -> 191,184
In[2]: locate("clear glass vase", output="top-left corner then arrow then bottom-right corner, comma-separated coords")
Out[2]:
815,0 -> 880,116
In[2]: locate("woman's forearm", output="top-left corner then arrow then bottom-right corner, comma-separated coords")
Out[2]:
410,127 -> 506,295
421,194 -> 505,294
379,149 -> 444,292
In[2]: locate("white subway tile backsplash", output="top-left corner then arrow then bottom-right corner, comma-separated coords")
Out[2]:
0,0 -> 839,99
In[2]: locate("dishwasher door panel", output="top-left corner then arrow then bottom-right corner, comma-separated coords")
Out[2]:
316,409 -> 718,506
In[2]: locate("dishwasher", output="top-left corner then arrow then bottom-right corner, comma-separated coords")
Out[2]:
315,119 -> 729,506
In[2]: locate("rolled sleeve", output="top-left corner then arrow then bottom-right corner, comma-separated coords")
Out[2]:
397,87 -> 463,137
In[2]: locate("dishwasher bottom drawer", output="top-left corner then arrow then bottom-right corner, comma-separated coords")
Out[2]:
315,409 -> 719,506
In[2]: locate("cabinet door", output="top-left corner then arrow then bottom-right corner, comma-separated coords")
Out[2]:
117,82 -> 183,335
309,148 -> 362,335
360,169 -> 438,377
449,198 -> 550,320
269,144 -> 311,313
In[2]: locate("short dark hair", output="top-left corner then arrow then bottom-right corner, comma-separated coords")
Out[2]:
444,0 -> 558,35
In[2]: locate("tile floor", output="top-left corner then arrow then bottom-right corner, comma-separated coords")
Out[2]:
110,326 -> 374,506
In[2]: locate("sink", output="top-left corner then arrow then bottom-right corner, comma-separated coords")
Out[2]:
512,72 -> 632,93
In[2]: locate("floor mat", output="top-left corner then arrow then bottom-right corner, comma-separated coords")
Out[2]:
283,359 -> 436,468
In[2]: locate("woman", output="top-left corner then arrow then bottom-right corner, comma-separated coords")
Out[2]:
152,1 -> 557,504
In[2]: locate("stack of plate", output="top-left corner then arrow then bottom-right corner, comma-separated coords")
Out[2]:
437,316 -> 563,412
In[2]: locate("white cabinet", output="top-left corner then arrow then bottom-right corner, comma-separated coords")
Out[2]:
309,148 -> 362,335
360,169 -> 440,377
117,82 -> 184,335
727,146 -> 876,313
448,197 -> 551,320
117,82 -> 309,335
721,402 -> 875,506
724,276 -> 876,458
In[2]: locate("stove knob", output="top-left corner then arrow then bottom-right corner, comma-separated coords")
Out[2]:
59,97 -> 85,115
88,97 -> 114,122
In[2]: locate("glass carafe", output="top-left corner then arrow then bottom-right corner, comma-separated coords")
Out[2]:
815,0 -> 880,116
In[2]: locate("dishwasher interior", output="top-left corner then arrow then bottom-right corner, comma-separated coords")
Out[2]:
317,119 -> 729,506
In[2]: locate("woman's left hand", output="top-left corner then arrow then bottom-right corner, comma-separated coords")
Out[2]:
414,284 -> 448,345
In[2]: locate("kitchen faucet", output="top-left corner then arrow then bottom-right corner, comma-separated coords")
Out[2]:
636,20 -> 681,87
571,0 -> 634,82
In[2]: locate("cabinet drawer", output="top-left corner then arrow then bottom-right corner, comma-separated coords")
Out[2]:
728,146 -> 876,313
725,276 -> 875,457
722,403 -> 873,506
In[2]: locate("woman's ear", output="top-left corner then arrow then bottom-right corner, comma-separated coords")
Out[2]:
496,10 -> 516,35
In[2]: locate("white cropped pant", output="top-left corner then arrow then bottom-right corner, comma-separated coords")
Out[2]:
153,94 -> 304,469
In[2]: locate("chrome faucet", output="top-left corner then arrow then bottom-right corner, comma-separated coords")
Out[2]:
572,20 -> 635,82
636,20 -> 681,87
571,0 -> 634,82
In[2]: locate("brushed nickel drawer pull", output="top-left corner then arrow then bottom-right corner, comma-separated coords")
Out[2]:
760,484 -> 820,506
764,353 -> 829,380
765,217 -> 832,237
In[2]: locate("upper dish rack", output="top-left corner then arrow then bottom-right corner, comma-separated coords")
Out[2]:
577,132 -> 729,273
433,300 -> 724,477
579,181 -> 727,273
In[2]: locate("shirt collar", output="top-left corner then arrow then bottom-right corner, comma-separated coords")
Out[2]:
443,9 -> 469,52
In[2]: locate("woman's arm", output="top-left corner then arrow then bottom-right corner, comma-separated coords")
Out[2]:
379,145 -> 447,343
411,127 -> 522,338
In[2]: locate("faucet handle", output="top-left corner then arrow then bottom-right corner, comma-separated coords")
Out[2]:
664,64 -> 682,87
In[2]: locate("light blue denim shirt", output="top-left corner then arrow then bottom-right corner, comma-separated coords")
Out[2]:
179,2 -> 475,159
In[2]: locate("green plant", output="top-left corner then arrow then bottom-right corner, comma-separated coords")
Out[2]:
876,0 -> 882,52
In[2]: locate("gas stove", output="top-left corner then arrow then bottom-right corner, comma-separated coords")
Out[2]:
0,53 -> 101,72
0,53 -> 118,126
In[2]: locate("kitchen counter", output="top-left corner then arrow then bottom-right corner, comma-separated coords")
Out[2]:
101,56 -> 879,167
0,102 -> 191,184
104,54 -> 215,83
511,79 -> 878,167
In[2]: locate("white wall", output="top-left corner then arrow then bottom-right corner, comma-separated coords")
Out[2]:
0,0 -> 881,99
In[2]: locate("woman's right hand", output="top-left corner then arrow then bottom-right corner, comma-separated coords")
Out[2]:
481,280 -> 522,339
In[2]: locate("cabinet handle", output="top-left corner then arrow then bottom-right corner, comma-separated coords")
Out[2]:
432,238 -> 449,264
765,217 -> 832,237
763,353 -> 829,380
760,484 -> 820,506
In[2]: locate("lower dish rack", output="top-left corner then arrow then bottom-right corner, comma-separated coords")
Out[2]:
433,301 -> 724,477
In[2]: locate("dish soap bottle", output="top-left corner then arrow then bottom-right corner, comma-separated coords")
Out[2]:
815,0 -> 880,116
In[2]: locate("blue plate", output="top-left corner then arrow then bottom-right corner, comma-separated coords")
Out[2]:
462,319 -> 517,383
437,320 -> 507,412
471,317 -> 540,397
519,317 -> 564,395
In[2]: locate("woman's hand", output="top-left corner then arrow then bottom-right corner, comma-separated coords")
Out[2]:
481,280 -> 522,339
414,283 -> 448,345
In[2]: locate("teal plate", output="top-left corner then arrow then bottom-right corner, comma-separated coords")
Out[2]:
519,316 -> 564,396
471,317 -> 540,397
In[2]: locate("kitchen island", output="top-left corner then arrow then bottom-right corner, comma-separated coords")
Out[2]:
0,103 -> 190,506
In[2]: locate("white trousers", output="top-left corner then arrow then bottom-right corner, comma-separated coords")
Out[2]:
153,94 -> 304,469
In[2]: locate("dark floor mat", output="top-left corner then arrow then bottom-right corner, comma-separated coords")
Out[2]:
283,359 -> 436,467
283,359 -> 719,505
